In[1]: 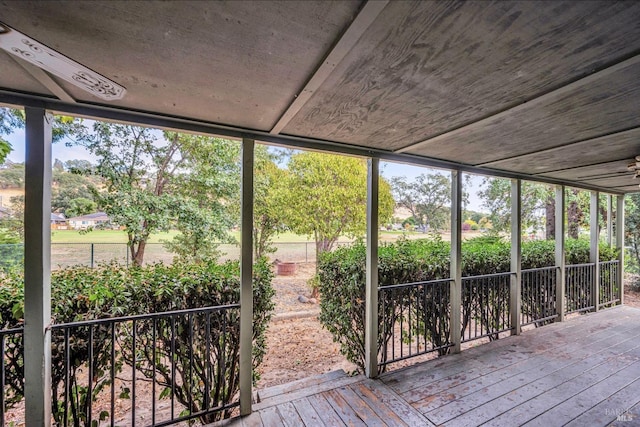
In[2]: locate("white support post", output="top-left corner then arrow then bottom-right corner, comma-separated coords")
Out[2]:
24,107 -> 52,426
239,138 -> 254,416
590,191 -> 600,312
365,158 -> 379,378
555,186 -> 566,322
616,195 -> 625,306
607,195 -> 613,248
450,171 -> 462,353
510,180 -> 521,336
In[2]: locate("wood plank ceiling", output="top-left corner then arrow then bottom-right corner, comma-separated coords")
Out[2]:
1,0 -> 639,193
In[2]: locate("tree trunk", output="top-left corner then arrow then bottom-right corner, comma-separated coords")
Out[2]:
132,240 -> 147,266
568,200 -> 581,239
545,195 -> 555,240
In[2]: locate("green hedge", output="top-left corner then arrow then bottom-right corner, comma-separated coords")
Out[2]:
0,258 -> 274,424
318,237 -> 618,370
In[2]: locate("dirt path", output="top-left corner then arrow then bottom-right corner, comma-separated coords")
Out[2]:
256,262 -> 357,389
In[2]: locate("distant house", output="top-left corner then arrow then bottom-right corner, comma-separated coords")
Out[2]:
67,212 -> 111,230
50,213 -> 68,230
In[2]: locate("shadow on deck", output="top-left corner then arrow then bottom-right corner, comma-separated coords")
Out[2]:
214,306 -> 640,426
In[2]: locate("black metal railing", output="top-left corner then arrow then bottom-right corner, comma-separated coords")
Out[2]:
1,327 -> 23,427
379,279 -> 452,367
2,305 -> 240,427
565,263 -> 595,314
521,267 -> 558,327
599,260 -> 620,309
461,272 -> 512,342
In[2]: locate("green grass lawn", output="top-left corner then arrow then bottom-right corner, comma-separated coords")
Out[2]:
50,229 -> 464,244
51,229 -> 180,243
51,229 -> 323,244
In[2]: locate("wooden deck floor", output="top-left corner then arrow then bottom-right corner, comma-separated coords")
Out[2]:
217,306 -> 640,426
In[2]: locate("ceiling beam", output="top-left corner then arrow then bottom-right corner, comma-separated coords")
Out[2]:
8,54 -> 75,104
477,126 -> 640,168
536,160 -> 632,177
0,88 -> 624,195
394,52 -> 640,155
269,0 -> 388,135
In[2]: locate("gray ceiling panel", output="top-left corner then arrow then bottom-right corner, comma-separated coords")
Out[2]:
540,160 -> 635,181
482,129 -> 640,175
406,58 -> 640,165
0,0 -> 362,130
282,1 -> 640,150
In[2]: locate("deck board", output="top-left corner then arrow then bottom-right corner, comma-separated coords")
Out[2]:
210,306 -> 640,427
416,325 -> 640,417
291,398 -> 324,427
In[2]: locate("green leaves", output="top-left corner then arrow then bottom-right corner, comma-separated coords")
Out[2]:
279,152 -> 394,263
0,258 -> 275,424
391,172 -> 452,231
318,236 -> 617,370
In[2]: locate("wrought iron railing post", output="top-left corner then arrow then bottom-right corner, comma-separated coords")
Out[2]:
555,185 -> 565,322
590,191 -> 600,312
510,179 -> 521,336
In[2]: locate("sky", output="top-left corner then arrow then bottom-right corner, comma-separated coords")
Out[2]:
4,129 -> 488,212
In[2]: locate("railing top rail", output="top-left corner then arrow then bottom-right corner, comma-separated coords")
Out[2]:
51,303 -> 240,329
521,266 -> 556,273
0,326 -> 24,335
379,277 -> 452,291
566,262 -> 596,268
599,260 -> 619,265
462,271 -> 514,280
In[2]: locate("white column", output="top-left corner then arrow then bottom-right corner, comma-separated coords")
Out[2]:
510,180 -> 521,336
365,158 -> 379,378
24,107 -> 52,426
590,191 -> 600,312
450,171 -> 462,353
555,186 -> 566,322
616,195 -> 625,306
239,138 -> 254,415
607,195 -> 613,248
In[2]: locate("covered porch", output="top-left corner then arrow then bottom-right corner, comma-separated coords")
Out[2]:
220,306 -> 640,426
0,1 -> 639,426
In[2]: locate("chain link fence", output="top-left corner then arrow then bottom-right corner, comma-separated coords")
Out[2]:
1,241 -> 356,270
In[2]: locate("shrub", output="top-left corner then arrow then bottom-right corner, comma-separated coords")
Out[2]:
318,236 -> 617,371
0,258 -> 274,424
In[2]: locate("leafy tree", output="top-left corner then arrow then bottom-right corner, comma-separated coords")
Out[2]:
3,195 -> 24,238
625,193 -> 640,274
51,165 -> 100,214
480,178 -> 552,235
566,188 -> 589,239
253,147 -> 287,259
391,173 -> 452,232
280,152 -> 394,265
0,108 -> 22,164
0,161 -> 24,189
74,123 -> 240,265
0,107 -> 86,163
479,179 -> 599,240
74,123 -> 179,265
163,133 -> 240,263
64,197 -> 97,218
